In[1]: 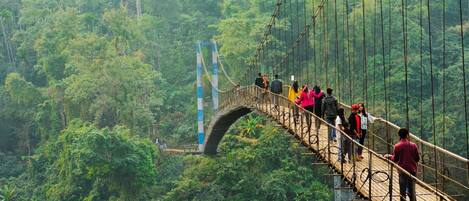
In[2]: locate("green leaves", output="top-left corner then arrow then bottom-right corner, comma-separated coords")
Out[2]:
163,119 -> 332,200
47,120 -> 158,201
0,184 -> 16,201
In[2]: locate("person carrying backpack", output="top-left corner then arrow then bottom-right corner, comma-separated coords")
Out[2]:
270,74 -> 283,108
321,88 -> 339,142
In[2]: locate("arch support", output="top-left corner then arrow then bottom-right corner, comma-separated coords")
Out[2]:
203,106 -> 252,154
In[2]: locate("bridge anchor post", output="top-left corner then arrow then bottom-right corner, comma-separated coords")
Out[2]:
334,175 -> 356,201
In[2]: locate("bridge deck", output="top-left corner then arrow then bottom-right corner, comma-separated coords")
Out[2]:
254,103 -> 448,201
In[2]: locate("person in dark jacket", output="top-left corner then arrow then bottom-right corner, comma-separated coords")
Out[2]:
348,104 -> 362,161
270,74 -> 283,108
336,108 -> 352,163
321,88 -> 339,141
255,73 -> 264,101
312,86 -> 325,134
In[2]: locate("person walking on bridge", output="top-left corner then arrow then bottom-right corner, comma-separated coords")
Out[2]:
348,104 -> 362,161
356,103 -> 378,159
255,73 -> 264,101
312,86 -> 325,134
295,85 -> 314,132
322,88 -> 339,142
385,128 -> 419,201
288,81 -> 301,123
336,108 -> 352,163
262,74 -> 270,102
270,74 -> 283,109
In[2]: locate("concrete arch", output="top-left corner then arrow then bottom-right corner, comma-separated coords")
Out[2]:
203,106 -> 252,154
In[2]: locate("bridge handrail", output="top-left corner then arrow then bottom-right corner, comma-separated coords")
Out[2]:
276,85 -> 468,163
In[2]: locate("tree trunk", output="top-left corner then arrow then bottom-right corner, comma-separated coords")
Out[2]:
136,0 -> 142,17
0,17 -> 15,70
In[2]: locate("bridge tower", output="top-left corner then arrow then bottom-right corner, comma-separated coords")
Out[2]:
196,41 -> 204,152
195,40 -> 220,152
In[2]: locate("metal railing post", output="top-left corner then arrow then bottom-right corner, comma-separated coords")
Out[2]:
368,149 -> 372,201
352,141 -> 356,187
289,102 -> 292,133
339,131 -> 343,173
327,123 -> 331,162
389,164 -> 393,201
300,111 -> 304,140
308,116 -> 312,145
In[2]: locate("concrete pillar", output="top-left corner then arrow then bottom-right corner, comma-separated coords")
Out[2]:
334,175 -> 356,201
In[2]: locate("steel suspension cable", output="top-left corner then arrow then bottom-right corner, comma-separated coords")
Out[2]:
200,50 -> 228,93
296,0 -> 301,83
345,0 -> 352,105
379,0 -> 389,156
304,0 -> 309,83
441,0 -> 447,191
426,0 -> 438,192
400,0 -> 409,128
288,0 -> 296,79
419,0 -> 426,181
273,2 -> 277,75
373,0 -> 377,114
313,0 -> 317,83
351,0 -> 356,103
284,0 -> 289,79
362,0 -> 367,105
334,0 -> 340,100
387,0 -> 392,123
379,0 -> 392,197
323,4 -> 328,88
458,0 -> 469,182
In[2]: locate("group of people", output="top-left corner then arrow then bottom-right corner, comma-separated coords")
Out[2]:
253,73 -> 420,201
254,73 -> 283,105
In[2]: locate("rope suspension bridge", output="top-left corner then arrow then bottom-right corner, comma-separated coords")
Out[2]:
194,0 -> 469,200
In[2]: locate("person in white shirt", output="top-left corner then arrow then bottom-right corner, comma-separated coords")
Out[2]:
357,103 -> 379,159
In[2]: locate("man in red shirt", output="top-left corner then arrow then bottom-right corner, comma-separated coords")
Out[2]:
385,128 -> 420,201
348,104 -> 361,161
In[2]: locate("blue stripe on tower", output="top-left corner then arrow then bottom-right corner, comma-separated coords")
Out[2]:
198,133 -> 204,144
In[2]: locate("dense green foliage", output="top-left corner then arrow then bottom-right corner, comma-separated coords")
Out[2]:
161,116 -> 332,201
2,0 -> 466,199
0,0 -> 334,200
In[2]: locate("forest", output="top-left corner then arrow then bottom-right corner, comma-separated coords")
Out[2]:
0,0 -> 468,200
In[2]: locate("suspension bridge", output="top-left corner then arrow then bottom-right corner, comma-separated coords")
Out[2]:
194,0 -> 469,200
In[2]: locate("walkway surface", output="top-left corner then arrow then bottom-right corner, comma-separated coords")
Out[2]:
256,103 -> 449,201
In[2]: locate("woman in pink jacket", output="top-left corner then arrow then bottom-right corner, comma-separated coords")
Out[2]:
295,85 -> 315,132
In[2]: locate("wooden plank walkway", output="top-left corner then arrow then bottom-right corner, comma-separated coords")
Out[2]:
252,102 -> 451,201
